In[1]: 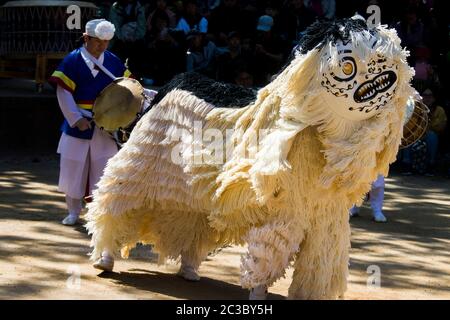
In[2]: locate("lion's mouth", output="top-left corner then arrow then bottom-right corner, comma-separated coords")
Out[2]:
354,71 -> 397,103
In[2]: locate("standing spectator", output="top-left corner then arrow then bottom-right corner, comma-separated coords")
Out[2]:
421,88 -> 448,176
175,0 -> 209,35
109,0 -> 147,79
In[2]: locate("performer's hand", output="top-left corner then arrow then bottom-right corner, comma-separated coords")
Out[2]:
75,118 -> 92,131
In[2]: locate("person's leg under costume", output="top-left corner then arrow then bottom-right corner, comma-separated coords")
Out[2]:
349,175 -> 386,222
90,154 -> 119,272
370,175 -> 386,222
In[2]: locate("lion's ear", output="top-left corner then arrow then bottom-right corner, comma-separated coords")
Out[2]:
212,49 -> 318,217
213,116 -> 308,214
247,119 -> 308,204
213,55 -> 315,212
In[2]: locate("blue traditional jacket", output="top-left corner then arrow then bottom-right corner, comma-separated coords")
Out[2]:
49,48 -> 132,139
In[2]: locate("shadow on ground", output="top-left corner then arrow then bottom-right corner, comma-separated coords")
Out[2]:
98,269 -> 284,300
348,173 -> 450,296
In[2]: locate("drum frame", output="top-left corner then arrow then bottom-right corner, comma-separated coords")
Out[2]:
400,99 -> 429,149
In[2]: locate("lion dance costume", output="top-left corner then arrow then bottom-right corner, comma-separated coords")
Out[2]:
86,17 -> 415,299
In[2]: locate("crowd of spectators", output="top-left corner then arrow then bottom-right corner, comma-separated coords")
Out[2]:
92,0 -> 449,175
92,0 -> 334,86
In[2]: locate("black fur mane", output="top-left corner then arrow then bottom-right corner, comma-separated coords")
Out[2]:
148,72 -> 257,111
297,17 -> 369,54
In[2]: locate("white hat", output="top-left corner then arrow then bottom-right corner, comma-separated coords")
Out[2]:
85,19 -> 115,40
256,15 -> 274,32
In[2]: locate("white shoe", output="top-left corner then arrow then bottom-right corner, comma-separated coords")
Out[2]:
249,284 -> 268,300
93,253 -> 114,272
62,214 -> 79,226
373,211 -> 387,223
177,264 -> 200,281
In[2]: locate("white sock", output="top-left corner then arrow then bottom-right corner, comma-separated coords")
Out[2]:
102,251 -> 113,260
65,196 -> 82,217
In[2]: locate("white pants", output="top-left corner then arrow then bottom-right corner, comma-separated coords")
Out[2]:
369,175 -> 385,214
58,150 -> 112,199
350,175 -> 385,215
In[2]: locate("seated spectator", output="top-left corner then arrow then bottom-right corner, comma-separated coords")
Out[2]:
335,0 -> 366,19
215,32 -> 250,83
144,9 -> 184,85
186,31 -> 217,77
96,0 -> 114,19
414,46 -> 434,81
234,69 -> 254,88
175,0 -> 208,35
413,46 -> 438,93
172,0 -> 185,20
146,0 -> 177,35
208,0 -> 245,47
261,1 -> 283,34
238,0 -> 259,38
109,0 -> 147,79
401,88 -> 448,176
251,15 -> 287,86
394,8 -> 426,63
197,0 -> 222,14
280,0 -> 316,45
303,0 -> 336,20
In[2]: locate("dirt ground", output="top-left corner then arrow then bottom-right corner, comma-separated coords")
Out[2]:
0,154 -> 449,300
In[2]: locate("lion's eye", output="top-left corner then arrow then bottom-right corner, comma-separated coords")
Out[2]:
342,62 -> 353,75
331,56 -> 357,82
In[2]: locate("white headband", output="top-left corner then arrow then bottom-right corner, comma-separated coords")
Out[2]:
85,19 -> 115,41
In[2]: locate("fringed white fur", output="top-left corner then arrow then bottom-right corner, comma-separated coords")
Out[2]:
241,220 -> 304,288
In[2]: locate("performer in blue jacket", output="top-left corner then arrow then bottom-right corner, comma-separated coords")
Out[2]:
49,19 -> 131,227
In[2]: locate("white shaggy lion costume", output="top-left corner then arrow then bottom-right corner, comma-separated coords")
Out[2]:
86,17 -> 415,299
